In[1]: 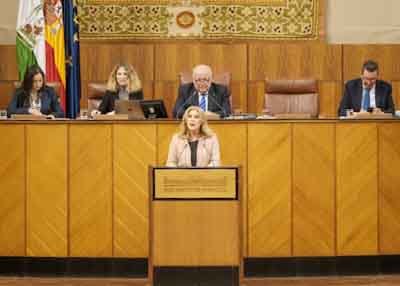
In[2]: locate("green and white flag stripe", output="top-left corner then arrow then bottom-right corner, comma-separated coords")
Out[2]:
16,0 -> 45,80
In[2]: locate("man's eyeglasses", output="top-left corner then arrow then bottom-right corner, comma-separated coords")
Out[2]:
194,78 -> 210,83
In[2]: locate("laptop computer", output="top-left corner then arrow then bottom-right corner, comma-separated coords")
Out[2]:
114,99 -> 145,119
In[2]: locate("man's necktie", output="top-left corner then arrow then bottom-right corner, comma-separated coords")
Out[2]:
199,94 -> 206,111
362,88 -> 370,111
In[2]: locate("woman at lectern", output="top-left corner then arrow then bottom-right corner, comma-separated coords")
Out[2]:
166,106 -> 220,167
7,65 -> 64,118
91,63 -> 143,116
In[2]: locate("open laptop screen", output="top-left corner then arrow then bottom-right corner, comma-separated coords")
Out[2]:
114,100 -> 145,119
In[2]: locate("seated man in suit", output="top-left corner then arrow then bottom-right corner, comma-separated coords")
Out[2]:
338,60 -> 395,116
173,64 -> 231,119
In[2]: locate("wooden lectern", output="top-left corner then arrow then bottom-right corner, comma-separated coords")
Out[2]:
149,167 -> 241,286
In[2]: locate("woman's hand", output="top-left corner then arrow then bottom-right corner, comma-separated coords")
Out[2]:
29,108 -> 43,116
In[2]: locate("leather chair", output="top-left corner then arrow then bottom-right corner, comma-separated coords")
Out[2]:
179,71 -> 231,88
264,79 -> 319,118
14,81 -> 61,96
14,81 -> 62,103
178,71 -> 233,110
87,83 -> 107,113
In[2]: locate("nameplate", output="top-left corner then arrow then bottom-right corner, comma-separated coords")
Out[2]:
352,112 -> 393,119
11,114 -> 48,120
274,113 -> 313,119
93,114 -> 129,120
153,168 -> 237,199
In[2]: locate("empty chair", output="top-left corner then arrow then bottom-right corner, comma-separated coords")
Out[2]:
264,79 -> 319,118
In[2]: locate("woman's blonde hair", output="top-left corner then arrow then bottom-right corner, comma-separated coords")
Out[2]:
177,106 -> 214,138
106,64 -> 142,92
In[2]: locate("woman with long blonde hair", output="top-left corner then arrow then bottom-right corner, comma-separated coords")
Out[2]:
92,63 -> 143,115
166,106 -> 220,167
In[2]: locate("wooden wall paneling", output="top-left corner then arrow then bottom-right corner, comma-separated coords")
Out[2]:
0,45 -> 18,80
0,124 -> 25,256
69,124 -> 112,256
156,122 -> 180,166
154,81 -> 179,118
26,124 -> 67,256
80,81 -> 88,109
113,124 -> 156,257
292,123 -> 335,256
343,45 -> 400,81
248,43 -> 342,81
231,81 -> 247,113
211,123 -> 247,255
152,201 -> 239,266
318,0 -> 326,40
378,123 -> 400,254
155,44 -> 247,81
390,81 -> 400,109
318,81 -> 343,118
336,123 -> 378,255
247,81 -> 265,114
120,44 -> 154,81
0,81 -> 16,109
142,81 -> 154,100
80,43 -> 122,81
248,123 -> 291,257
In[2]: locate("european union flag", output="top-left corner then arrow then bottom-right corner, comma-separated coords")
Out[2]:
63,0 -> 81,118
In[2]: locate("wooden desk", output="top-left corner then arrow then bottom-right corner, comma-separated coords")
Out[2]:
0,119 -> 399,258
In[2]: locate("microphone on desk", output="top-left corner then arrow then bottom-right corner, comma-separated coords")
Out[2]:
174,89 -> 197,119
208,90 -> 228,118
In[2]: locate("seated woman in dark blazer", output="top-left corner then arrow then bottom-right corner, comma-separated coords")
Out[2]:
7,65 -> 64,118
92,64 -> 144,116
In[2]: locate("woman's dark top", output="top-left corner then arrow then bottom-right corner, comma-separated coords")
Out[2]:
7,86 -> 65,118
98,89 -> 144,114
189,140 -> 199,167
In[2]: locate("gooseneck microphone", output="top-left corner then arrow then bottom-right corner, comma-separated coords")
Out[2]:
174,89 -> 197,119
208,90 -> 228,118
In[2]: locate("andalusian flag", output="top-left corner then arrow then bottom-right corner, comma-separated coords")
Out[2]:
16,0 -> 46,80
17,0 -> 67,110
44,0 -> 66,110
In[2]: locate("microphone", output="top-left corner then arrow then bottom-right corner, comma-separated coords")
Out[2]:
174,89 -> 197,119
208,90 -> 228,118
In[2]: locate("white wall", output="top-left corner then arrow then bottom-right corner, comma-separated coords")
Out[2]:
326,0 -> 400,43
0,0 -> 19,45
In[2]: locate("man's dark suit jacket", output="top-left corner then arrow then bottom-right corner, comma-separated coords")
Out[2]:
173,82 -> 231,118
7,86 -> 64,118
338,78 -> 394,116
98,89 -> 144,114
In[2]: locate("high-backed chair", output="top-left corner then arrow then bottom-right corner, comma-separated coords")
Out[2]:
179,71 -> 231,89
13,81 -> 62,104
14,81 -> 61,96
178,71 -> 233,110
87,83 -> 107,113
264,79 -> 319,117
